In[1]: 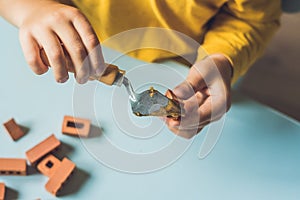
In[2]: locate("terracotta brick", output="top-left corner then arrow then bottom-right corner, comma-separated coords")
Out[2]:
0,158 -> 27,175
3,118 -> 25,141
37,155 -> 61,177
0,182 -> 5,200
26,134 -> 61,165
45,157 -> 76,196
62,116 -> 90,137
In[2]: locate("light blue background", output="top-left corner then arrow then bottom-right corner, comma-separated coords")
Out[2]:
1,18 -> 300,200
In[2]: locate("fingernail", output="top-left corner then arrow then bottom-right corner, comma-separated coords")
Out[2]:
58,75 -> 69,83
78,76 -> 89,84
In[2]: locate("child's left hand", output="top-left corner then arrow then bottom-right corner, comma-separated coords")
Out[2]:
164,54 -> 232,139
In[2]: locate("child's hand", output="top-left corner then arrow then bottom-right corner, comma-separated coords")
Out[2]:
165,54 -> 232,139
18,0 -> 105,83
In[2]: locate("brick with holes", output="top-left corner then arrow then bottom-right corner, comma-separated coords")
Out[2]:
0,158 -> 27,175
38,155 -> 76,196
26,134 -> 61,165
0,182 -> 5,200
62,116 -> 90,137
37,154 -> 61,177
3,118 -> 25,141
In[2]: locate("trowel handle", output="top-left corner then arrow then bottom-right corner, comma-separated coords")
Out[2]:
40,48 -> 125,86
91,64 -> 125,86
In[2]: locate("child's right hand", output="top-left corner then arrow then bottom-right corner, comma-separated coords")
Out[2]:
17,0 -> 105,83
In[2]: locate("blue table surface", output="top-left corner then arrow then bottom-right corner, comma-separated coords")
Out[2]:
1,18 -> 300,200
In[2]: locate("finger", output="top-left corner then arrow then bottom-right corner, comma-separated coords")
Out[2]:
62,48 -> 75,73
172,65 -> 208,100
72,12 -> 105,76
173,83 -> 229,129
166,114 -> 209,131
19,32 -> 48,75
165,91 -> 207,129
165,117 -> 180,128
186,65 -> 208,90
44,45 -> 75,73
53,22 -> 89,84
197,95 -> 228,124
165,94 -> 211,138
167,118 -> 210,139
183,91 -> 206,109
167,124 -> 201,139
36,31 -> 69,83
172,81 -> 195,100
197,73 -> 230,123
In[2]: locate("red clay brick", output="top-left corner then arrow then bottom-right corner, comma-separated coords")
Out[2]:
0,158 -> 27,175
62,116 -> 90,137
0,182 -> 5,200
26,134 -> 61,165
3,118 -> 25,141
37,154 -> 61,177
45,157 -> 76,196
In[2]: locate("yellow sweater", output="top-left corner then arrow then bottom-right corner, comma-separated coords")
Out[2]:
73,0 -> 281,83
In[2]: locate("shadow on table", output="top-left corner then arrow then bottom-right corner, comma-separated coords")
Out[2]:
19,124 -> 30,138
58,167 -> 90,197
88,124 -> 103,138
54,141 -> 75,160
27,165 -> 39,175
230,90 -> 252,105
5,186 -> 19,199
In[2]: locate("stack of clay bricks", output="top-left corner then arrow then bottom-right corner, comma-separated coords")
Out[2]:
0,116 -> 91,199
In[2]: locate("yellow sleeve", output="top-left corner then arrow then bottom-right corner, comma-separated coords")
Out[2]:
199,0 -> 281,84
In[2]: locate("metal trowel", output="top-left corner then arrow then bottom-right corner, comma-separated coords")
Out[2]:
91,64 -> 185,118
41,50 -> 184,118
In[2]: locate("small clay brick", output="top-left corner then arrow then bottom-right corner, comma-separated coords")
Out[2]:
37,154 -> 61,177
0,158 -> 27,175
26,134 -> 61,165
0,182 -> 5,200
62,116 -> 90,137
3,118 -> 25,141
45,157 -> 76,196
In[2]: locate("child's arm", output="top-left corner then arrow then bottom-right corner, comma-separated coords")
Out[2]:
165,0 -> 281,138
200,0 -> 281,84
0,0 -> 105,83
